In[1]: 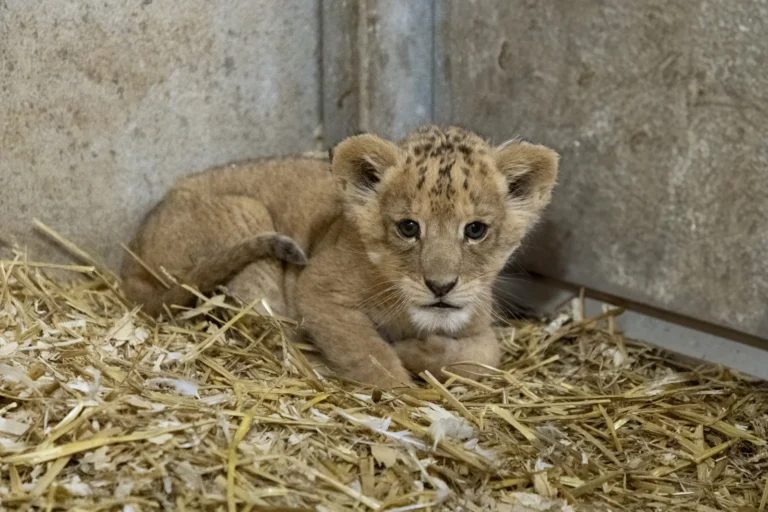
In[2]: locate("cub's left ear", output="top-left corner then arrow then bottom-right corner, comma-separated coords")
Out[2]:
495,140 -> 560,212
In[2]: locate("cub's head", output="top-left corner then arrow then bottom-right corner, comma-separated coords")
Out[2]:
332,125 -> 559,332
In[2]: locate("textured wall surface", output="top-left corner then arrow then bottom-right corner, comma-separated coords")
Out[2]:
434,0 -> 768,338
0,0 -> 320,269
322,0 -> 432,144
2,0 -> 765,338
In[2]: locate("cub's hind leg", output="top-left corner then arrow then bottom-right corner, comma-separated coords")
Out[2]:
226,260 -> 290,317
122,191 -> 303,317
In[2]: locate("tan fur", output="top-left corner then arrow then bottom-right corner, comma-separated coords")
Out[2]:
122,126 -> 559,389
121,158 -> 339,317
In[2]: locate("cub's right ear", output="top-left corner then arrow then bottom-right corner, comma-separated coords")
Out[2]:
331,133 -> 401,199
494,140 -> 559,215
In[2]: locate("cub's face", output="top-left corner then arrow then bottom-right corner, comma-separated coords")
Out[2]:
332,126 -> 559,333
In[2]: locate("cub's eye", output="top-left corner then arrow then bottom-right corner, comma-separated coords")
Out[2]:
397,219 -> 420,239
464,221 -> 488,240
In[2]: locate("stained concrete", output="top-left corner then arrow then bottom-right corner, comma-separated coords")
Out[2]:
434,0 -> 768,339
1,0 -> 766,342
360,0 -> 433,140
321,0 -> 362,147
0,0 -> 321,270
322,0 -> 433,144
500,277 -> 768,381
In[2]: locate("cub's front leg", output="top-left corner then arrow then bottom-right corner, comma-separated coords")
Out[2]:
296,288 -> 411,389
393,327 -> 501,382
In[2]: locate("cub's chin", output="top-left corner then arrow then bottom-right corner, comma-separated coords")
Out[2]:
409,304 -> 471,334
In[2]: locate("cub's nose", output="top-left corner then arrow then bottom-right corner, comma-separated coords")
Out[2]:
425,278 -> 457,297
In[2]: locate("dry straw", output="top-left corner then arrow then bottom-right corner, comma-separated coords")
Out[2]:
0,232 -> 766,510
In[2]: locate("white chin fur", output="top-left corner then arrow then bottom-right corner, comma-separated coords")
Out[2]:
409,307 -> 471,334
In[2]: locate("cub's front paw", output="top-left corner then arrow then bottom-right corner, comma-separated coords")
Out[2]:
393,336 -> 450,379
394,335 -> 501,382
344,361 -> 412,390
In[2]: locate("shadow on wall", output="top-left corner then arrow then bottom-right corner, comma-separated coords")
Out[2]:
493,214 -> 571,319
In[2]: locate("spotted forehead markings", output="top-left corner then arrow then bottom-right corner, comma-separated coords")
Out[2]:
404,127 -> 493,199
428,154 -> 457,200
416,165 -> 427,189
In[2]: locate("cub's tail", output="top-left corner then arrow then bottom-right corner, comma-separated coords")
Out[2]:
122,233 -> 307,317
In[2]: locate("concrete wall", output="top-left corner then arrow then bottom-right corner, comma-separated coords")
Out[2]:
2,0 -> 766,339
432,0 -> 768,339
0,0 -> 321,269
322,0 -> 433,144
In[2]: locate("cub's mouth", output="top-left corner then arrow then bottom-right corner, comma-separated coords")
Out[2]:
424,301 -> 461,310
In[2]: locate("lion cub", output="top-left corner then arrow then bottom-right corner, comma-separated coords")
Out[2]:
122,126 -> 559,388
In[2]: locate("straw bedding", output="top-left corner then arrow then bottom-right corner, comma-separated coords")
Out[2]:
1,249 -> 767,511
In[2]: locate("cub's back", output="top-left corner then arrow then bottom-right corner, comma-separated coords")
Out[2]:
175,157 -> 340,251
